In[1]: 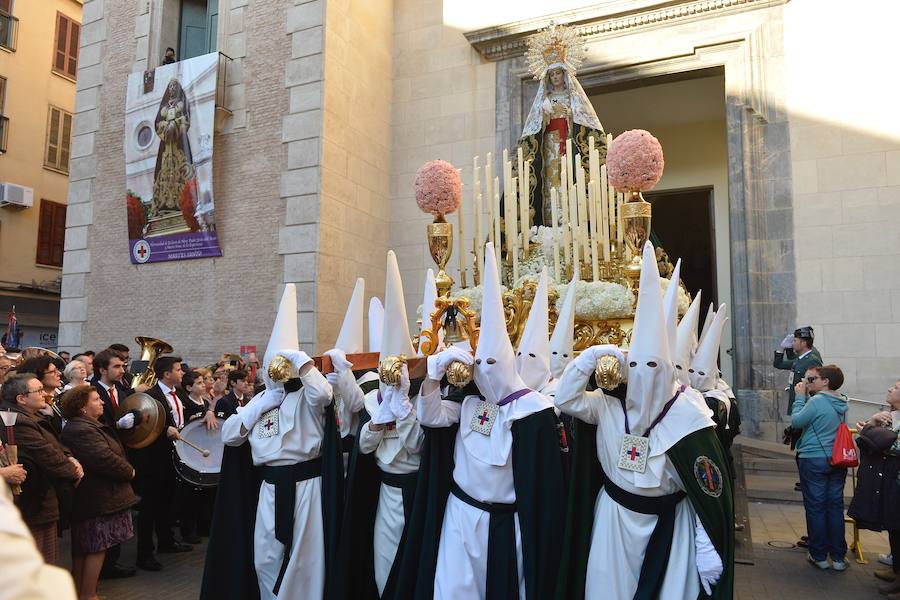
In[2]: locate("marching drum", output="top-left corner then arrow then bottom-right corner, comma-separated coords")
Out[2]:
174,418 -> 225,488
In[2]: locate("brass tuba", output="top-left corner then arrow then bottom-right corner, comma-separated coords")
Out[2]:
116,336 -> 173,449
130,336 -> 174,390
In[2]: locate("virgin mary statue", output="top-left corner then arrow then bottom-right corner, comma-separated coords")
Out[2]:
150,78 -> 194,218
519,23 -> 606,226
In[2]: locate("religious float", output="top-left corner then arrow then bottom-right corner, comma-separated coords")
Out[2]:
411,22 -> 689,368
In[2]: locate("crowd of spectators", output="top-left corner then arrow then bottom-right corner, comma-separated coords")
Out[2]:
0,342 -> 260,600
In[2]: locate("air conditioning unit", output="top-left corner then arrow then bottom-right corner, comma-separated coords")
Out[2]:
0,182 -> 34,209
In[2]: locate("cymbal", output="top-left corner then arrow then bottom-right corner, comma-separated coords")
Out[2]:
116,392 -> 166,449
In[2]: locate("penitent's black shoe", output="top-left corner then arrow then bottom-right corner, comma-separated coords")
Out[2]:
136,556 -> 163,571
158,542 -> 193,553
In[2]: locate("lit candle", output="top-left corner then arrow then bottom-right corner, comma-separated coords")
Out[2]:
550,187 -> 561,281
473,156 -> 483,273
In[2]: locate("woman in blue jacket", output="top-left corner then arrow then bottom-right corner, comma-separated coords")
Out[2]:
791,364 -> 849,571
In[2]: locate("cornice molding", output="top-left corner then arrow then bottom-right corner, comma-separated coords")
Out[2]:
464,0 -> 789,61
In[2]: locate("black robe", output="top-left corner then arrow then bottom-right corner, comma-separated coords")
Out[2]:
199,378 -> 344,600
390,384 -> 567,600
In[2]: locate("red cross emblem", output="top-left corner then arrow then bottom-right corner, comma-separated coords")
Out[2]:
264,418 -> 274,431
478,410 -> 491,426
628,446 -> 641,461
132,240 -> 151,263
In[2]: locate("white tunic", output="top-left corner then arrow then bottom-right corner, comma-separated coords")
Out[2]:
554,363 -> 715,600
416,379 -> 552,600
358,389 -> 424,595
221,368 -> 332,600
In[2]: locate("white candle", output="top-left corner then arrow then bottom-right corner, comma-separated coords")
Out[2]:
510,176 -> 519,283
569,184 -> 579,278
565,138 -> 574,191
588,180 -> 599,281
550,187 -> 561,281
474,156 -> 482,273
520,159 -> 530,257
457,178 -> 467,284
617,192 -> 624,247
600,166 -> 610,262
576,161 -> 589,259
560,163 -> 571,272
493,178 -> 501,268
485,153 -> 494,243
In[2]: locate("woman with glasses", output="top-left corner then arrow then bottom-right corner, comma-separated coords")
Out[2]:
791,364 -> 849,571
19,356 -> 65,435
0,373 -> 82,564
62,360 -> 88,391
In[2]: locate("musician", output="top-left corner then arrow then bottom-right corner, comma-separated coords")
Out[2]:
132,356 -> 193,572
90,349 -> 139,580
214,369 -> 251,420
106,344 -> 134,387
178,370 -> 217,544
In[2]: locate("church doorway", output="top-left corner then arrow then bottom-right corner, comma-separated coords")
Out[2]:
586,72 -> 733,379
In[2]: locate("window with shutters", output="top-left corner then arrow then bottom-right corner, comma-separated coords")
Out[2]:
36,199 -> 66,268
44,106 -> 72,173
0,0 -> 18,52
52,12 -> 79,80
0,76 -> 7,154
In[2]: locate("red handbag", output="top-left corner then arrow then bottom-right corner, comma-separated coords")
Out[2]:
830,422 -> 859,468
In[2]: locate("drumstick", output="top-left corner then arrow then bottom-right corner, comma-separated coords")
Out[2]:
180,438 -> 211,458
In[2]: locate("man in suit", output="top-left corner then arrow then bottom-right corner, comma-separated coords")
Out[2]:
213,369 -> 251,420
132,356 -> 192,571
107,343 -> 134,388
91,349 -> 140,580
774,326 -> 823,412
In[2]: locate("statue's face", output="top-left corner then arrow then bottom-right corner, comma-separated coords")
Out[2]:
549,68 -> 565,88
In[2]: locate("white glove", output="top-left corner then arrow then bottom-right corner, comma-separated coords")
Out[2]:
240,388 -> 285,431
116,412 -> 136,430
324,348 -> 353,373
325,372 -> 340,388
281,349 -> 313,370
371,390 -> 396,425
572,344 -> 625,376
427,345 -> 474,381
779,334 -> 794,350
695,516 -> 723,595
388,364 -> 412,421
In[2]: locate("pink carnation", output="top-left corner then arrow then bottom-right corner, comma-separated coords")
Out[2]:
415,160 -> 462,216
607,130 -> 665,193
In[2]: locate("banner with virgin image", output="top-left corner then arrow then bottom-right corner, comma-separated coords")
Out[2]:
123,52 -> 222,264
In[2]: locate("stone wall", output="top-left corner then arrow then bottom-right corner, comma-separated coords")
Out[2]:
61,0 -> 293,363
785,0 -> 900,399
390,0 -> 496,320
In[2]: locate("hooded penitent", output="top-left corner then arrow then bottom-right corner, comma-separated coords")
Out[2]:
550,273 -> 578,379
699,302 -> 716,349
262,283 -> 301,385
674,291 -> 703,387
475,242 -> 529,405
662,259 -> 682,358
624,242 -> 679,435
516,267 -> 552,391
368,297 -> 384,354
380,251 -> 415,394
418,268 -> 441,355
336,278 -> 365,354
690,304 -> 728,393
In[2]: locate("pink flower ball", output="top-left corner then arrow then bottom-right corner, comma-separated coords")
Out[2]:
607,129 -> 665,193
415,160 -> 462,217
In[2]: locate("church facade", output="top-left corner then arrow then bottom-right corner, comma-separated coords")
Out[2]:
59,0 -> 900,441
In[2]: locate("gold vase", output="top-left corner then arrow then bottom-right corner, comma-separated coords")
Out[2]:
620,190 -> 651,282
427,214 -> 454,298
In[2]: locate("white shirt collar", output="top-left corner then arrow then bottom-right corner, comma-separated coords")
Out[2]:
798,349 -> 812,360
99,379 -> 116,393
158,381 -> 176,396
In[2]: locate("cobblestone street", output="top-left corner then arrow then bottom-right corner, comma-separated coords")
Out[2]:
52,500 -> 892,599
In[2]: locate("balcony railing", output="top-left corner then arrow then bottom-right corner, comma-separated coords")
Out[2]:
0,115 -> 9,154
0,12 -> 18,52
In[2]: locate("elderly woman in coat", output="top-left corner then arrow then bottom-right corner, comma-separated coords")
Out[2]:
849,379 -> 900,597
0,373 -> 82,564
60,385 -> 138,600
